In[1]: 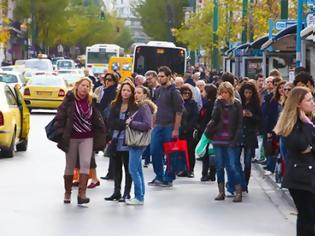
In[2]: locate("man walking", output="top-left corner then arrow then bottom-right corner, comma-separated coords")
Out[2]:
149,66 -> 183,187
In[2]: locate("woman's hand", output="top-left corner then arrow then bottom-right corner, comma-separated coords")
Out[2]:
126,117 -> 132,125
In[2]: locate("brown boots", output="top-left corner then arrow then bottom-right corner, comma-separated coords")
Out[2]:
233,184 -> 242,203
214,183 -> 225,201
64,174 -> 90,204
214,183 -> 242,202
63,175 -> 73,204
77,174 -> 90,205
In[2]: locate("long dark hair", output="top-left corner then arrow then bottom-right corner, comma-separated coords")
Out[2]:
239,81 -> 261,106
112,81 -> 137,111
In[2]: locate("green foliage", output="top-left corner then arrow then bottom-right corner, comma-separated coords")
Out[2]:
14,0 -> 133,52
136,0 -> 188,41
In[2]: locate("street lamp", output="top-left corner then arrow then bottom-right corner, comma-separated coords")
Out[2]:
20,18 -> 31,59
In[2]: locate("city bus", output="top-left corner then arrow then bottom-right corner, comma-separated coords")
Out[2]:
133,41 -> 187,75
85,44 -> 124,75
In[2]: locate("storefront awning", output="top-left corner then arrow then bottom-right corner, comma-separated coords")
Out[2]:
249,35 -> 270,49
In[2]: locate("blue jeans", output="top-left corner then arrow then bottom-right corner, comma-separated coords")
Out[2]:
129,147 -> 146,201
226,147 -> 247,193
142,145 -> 151,165
150,126 -> 174,182
214,146 -> 242,186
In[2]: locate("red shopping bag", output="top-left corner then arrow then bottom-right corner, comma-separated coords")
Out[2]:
163,139 -> 190,174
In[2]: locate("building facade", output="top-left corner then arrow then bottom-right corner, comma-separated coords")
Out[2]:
103,0 -> 150,43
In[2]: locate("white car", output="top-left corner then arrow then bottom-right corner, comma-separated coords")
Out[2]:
57,69 -> 84,87
56,59 -> 76,70
0,71 -> 26,90
25,58 -> 54,72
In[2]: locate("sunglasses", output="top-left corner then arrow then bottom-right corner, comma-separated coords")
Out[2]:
284,88 -> 291,91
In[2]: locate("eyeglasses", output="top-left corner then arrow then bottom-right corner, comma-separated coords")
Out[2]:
106,78 -> 113,81
182,92 -> 191,95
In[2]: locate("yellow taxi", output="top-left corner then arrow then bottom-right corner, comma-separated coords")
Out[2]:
108,57 -> 133,82
23,75 -> 68,111
0,82 -> 30,157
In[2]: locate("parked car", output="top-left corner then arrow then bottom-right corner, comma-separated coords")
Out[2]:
23,75 -> 68,111
0,82 -> 30,157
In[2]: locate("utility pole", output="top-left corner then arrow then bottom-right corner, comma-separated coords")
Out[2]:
281,0 -> 288,19
241,0 -> 248,44
31,0 -> 36,56
212,0 -> 219,70
296,0 -> 303,67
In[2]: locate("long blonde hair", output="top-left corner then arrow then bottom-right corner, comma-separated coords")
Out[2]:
217,81 -> 235,103
274,86 -> 310,137
72,77 -> 94,104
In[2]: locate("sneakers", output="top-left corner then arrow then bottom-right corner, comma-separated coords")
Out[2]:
148,179 -> 172,187
148,179 -> 163,186
125,198 -> 144,205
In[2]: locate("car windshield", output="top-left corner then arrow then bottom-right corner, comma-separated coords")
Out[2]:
57,61 -> 74,69
28,77 -> 64,86
0,74 -> 18,83
25,60 -> 51,71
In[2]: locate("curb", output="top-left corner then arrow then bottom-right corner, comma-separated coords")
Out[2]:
253,163 -> 295,208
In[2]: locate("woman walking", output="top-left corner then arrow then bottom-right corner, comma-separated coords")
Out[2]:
126,86 -> 156,205
105,81 -> 137,202
178,84 -> 199,178
274,87 -> 315,236
198,84 -> 217,182
55,77 -> 107,205
205,82 -> 243,202
239,81 -> 262,189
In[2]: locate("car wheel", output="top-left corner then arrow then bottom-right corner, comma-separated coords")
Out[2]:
16,139 -> 28,152
1,131 -> 16,158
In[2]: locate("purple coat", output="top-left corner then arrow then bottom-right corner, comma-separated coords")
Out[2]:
129,103 -> 153,132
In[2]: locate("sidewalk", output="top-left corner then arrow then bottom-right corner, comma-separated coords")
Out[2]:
253,163 -> 294,208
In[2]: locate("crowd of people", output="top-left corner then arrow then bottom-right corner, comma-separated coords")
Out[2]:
53,64 -> 315,235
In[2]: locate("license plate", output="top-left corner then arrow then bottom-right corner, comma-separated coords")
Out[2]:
37,91 -> 52,96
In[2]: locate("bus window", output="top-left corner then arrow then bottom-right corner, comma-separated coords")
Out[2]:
111,62 -> 120,71
122,63 -> 132,71
133,45 -> 186,75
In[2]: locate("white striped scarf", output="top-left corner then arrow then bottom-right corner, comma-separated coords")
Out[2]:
73,100 -> 93,133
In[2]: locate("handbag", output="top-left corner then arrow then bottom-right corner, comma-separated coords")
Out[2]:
164,139 -> 190,174
195,133 -> 214,158
45,118 -> 61,143
125,125 -> 151,147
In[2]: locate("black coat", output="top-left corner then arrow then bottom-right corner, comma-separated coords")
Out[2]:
54,91 -> 107,153
242,101 -> 262,148
180,99 -> 199,136
282,119 -> 315,194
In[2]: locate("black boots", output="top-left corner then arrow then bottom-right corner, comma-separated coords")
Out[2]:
104,192 -> 122,201
77,174 -> 90,205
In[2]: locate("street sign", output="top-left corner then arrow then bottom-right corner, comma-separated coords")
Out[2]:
306,0 -> 315,7
275,20 -> 296,31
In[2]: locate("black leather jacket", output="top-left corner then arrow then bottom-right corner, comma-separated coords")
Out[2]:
282,119 -> 315,194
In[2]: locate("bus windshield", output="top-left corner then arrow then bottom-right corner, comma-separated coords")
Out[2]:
87,52 -> 117,64
133,46 -> 186,75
